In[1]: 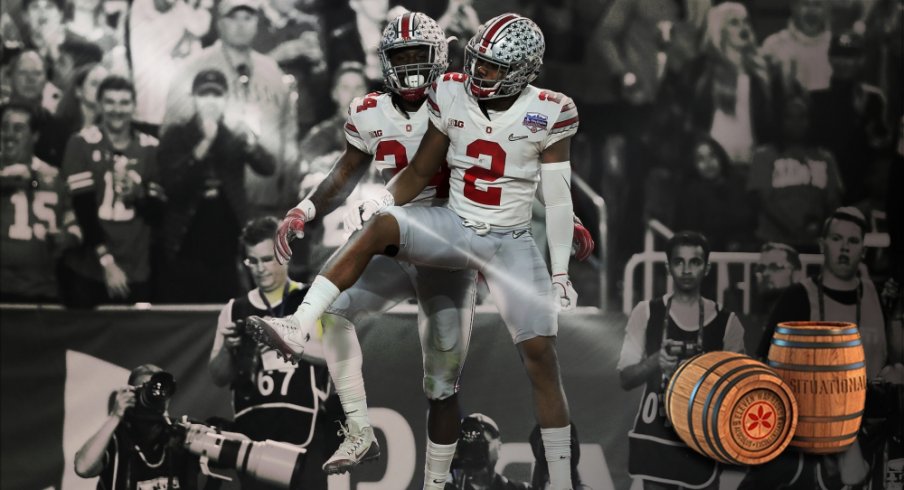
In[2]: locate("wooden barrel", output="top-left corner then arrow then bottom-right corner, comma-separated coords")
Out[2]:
665,351 -> 798,465
768,321 -> 867,454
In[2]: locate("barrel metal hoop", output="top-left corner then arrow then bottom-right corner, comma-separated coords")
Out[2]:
767,361 -> 865,372
775,326 -> 858,336
793,431 -> 859,443
687,355 -> 744,457
665,352 -> 705,414
771,339 -> 862,348
798,411 -> 864,423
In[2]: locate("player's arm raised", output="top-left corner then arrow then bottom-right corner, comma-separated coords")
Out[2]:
274,141 -> 371,263
541,137 -> 578,310
385,121 -> 450,206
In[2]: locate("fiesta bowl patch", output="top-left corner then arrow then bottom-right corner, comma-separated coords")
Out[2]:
523,113 -> 548,133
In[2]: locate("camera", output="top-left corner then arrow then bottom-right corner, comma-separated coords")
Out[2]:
178,419 -> 307,489
664,341 -> 702,358
133,371 -> 176,413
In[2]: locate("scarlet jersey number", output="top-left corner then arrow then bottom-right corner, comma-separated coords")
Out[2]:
375,140 -> 448,191
463,140 -> 505,206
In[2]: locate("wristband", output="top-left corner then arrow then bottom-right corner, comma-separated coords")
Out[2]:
296,199 -> 316,221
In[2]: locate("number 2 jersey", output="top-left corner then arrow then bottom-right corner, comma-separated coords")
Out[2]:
427,73 -> 579,227
344,92 -> 449,205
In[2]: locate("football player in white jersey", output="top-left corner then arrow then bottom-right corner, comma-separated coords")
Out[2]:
253,13 -> 588,490
261,12 -> 479,481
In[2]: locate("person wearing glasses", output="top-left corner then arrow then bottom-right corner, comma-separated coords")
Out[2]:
157,69 -> 275,303
747,242 -> 802,353
208,216 -> 338,489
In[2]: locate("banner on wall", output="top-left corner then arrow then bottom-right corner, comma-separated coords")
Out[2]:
1,307 -> 635,490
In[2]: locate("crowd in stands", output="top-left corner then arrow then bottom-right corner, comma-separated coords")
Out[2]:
0,0 -> 901,308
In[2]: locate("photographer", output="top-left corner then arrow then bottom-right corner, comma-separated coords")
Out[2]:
446,413 -> 530,490
616,231 -> 745,489
209,216 -> 338,489
74,364 -> 198,489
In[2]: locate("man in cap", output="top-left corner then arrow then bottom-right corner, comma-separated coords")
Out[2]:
156,69 -> 276,303
163,0 -> 298,218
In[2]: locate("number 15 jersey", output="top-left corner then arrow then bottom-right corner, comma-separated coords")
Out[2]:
427,73 -> 579,228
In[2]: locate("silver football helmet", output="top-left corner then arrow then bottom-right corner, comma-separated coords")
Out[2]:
464,13 -> 545,99
379,11 -> 449,102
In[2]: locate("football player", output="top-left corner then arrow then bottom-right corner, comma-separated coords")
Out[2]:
265,12 -> 476,482
256,13 -> 592,489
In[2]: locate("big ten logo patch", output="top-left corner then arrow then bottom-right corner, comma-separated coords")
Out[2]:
370,130 -> 383,138
448,118 -> 465,129
731,389 -> 786,451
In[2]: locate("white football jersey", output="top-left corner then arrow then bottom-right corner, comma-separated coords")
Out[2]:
427,73 -> 579,227
345,92 -> 449,204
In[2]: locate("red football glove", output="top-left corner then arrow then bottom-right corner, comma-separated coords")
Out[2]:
275,208 -> 308,264
572,215 -> 595,261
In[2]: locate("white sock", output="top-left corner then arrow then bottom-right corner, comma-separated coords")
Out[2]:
292,275 -> 340,325
541,425 -> 572,490
322,314 -> 369,429
423,439 -> 457,489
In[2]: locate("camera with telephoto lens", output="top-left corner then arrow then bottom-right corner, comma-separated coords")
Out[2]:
176,418 -> 307,489
132,371 -> 176,413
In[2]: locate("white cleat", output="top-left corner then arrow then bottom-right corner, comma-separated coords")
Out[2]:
247,315 -> 312,363
322,420 -> 381,474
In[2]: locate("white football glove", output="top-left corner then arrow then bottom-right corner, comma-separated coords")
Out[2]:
552,274 -> 578,311
342,188 -> 394,232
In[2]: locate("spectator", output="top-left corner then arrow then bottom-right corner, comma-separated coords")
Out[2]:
47,62 -> 108,150
693,2 -> 776,168
74,365 -> 199,489
326,0 -> 388,86
128,0 -> 212,134
59,75 -> 164,308
445,413 -> 530,490
761,0 -> 832,92
36,62 -> 107,168
0,103 -> 78,302
745,206 -> 902,489
209,216 -> 340,489
251,0 -> 329,137
5,49 -> 66,166
673,135 -> 756,252
529,423 -> 589,490
156,69 -> 276,303
22,0 -> 65,68
64,0 -> 118,52
617,231 -> 745,490
748,95 -> 843,252
163,0 -> 298,218
50,36 -> 103,95
748,242 -> 802,355
810,31 -> 892,205
291,61 -> 367,280
5,49 -> 61,116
